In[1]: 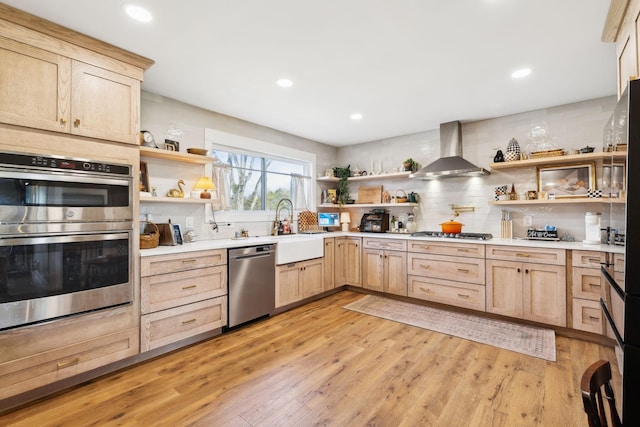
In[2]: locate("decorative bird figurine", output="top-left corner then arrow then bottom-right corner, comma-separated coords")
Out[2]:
167,179 -> 185,198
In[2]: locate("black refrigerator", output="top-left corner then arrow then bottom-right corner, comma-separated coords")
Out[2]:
600,78 -> 640,424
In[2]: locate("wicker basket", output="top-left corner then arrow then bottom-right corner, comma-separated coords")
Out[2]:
140,222 -> 159,249
395,189 -> 408,203
529,149 -> 565,159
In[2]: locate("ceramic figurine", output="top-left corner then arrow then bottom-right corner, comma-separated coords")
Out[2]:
505,137 -> 521,161
493,149 -> 505,162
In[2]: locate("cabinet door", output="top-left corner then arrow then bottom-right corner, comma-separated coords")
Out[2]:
362,248 -> 384,292
522,263 -> 566,327
344,237 -> 361,286
71,61 -> 140,144
486,259 -> 523,318
384,250 -> 407,296
276,264 -> 301,308
302,259 -> 324,298
0,37 -> 71,133
335,238 -> 347,286
323,238 -> 335,290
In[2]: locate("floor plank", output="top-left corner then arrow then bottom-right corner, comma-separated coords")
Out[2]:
0,290 -> 616,426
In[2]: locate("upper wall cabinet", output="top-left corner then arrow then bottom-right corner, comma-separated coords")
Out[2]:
603,0 -> 640,96
0,4 -> 153,145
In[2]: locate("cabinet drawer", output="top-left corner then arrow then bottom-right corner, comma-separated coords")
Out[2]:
614,253 -> 625,273
408,275 -> 485,311
141,297 -> 227,352
141,266 -> 227,314
408,240 -> 484,258
141,249 -> 227,276
486,245 -> 565,265
408,253 -> 485,285
363,238 -> 407,251
572,299 -> 603,334
572,250 -> 601,268
572,267 -> 602,300
0,328 -> 138,400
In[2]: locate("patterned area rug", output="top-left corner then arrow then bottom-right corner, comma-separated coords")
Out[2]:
344,295 -> 556,361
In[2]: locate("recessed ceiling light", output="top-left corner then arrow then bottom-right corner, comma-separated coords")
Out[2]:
350,113 -> 363,121
511,68 -> 532,79
123,4 -> 153,23
276,78 -> 293,88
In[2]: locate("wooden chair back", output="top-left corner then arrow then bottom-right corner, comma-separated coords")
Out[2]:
580,360 -> 622,427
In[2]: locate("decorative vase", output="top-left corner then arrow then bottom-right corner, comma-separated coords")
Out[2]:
505,137 -> 521,162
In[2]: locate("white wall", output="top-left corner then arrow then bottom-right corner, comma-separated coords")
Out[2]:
140,91 -> 337,239
336,96 -> 617,240
141,90 -> 616,241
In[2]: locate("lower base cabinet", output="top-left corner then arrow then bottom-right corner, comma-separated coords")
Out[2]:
0,306 -> 139,401
141,297 -> 226,351
408,276 -> 486,311
140,250 -> 228,352
486,252 -> 566,327
362,238 -> 407,296
276,258 -> 324,308
335,237 -> 361,286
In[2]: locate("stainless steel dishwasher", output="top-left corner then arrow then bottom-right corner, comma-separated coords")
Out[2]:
227,244 -> 276,328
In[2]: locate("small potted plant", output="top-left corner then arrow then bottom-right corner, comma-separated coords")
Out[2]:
403,158 -> 415,172
333,165 -> 351,205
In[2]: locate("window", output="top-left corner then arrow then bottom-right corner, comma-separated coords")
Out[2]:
205,129 -> 315,213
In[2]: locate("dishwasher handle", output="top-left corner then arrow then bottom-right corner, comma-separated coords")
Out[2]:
232,252 -> 273,261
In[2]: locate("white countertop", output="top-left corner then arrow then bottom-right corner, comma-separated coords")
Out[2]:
140,231 -> 624,256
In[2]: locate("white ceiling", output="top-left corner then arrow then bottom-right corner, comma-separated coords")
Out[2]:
4,0 -> 617,146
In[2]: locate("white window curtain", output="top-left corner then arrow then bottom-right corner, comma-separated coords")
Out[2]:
291,174 -> 308,210
213,164 -> 231,210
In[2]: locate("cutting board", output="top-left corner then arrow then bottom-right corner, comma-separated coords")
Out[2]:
357,186 -> 382,204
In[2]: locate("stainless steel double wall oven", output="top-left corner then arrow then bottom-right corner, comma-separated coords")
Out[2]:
0,151 -> 134,330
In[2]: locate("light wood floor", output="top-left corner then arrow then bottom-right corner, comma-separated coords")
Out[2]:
1,290 -> 615,426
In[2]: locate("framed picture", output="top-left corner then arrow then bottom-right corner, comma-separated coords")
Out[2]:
139,161 -> 150,193
164,139 -> 179,151
172,223 -> 183,245
537,163 -> 595,198
602,163 -> 626,195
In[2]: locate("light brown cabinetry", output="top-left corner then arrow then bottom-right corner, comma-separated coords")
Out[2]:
140,250 -> 227,351
275,258 -> 324,308
323,237 -> 335,290
335,236 -> 362,286
0,5 -> 151,144
407,241 -> 486,311
571,250 -> 604,334
0,306 -> 138,401
603,0 -> 640,95
486,246 -> 566,327
362,238 -> 407,296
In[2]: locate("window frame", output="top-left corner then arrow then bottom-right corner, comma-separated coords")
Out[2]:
204,128 -> 316,221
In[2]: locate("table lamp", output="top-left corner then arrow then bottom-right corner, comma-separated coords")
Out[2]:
192,176 -> 216,199
340,212 -> 351,232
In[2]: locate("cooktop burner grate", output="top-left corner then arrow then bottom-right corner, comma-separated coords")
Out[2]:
411,231 -> 493,240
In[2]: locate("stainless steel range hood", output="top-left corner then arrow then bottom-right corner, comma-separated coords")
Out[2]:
410,121 -> 489,180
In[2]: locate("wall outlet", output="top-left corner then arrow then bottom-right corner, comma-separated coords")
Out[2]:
146,212 -> 153,222
523,215 -> 533,227
185,216 -> 194,229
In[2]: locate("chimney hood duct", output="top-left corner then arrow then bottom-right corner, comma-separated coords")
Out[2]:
410,121 -> 489,180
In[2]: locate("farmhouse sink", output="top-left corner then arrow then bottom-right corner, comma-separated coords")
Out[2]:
274,234 -> 324,265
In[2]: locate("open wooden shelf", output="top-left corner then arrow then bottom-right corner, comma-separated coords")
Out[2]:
489,198 -> 625,205
317,171 -> 411,182
489,151 -> 627,170
318,202 -> 419,209
140,146 -> 215,165
139,195 -> 221,207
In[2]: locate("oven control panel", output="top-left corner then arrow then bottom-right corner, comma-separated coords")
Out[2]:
0,152 -> 131,176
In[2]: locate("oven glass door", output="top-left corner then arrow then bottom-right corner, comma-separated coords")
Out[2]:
0,232 -> 131,330
0,171 -> 130,208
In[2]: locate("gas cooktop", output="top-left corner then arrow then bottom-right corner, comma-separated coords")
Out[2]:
410,231 -> 493,240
